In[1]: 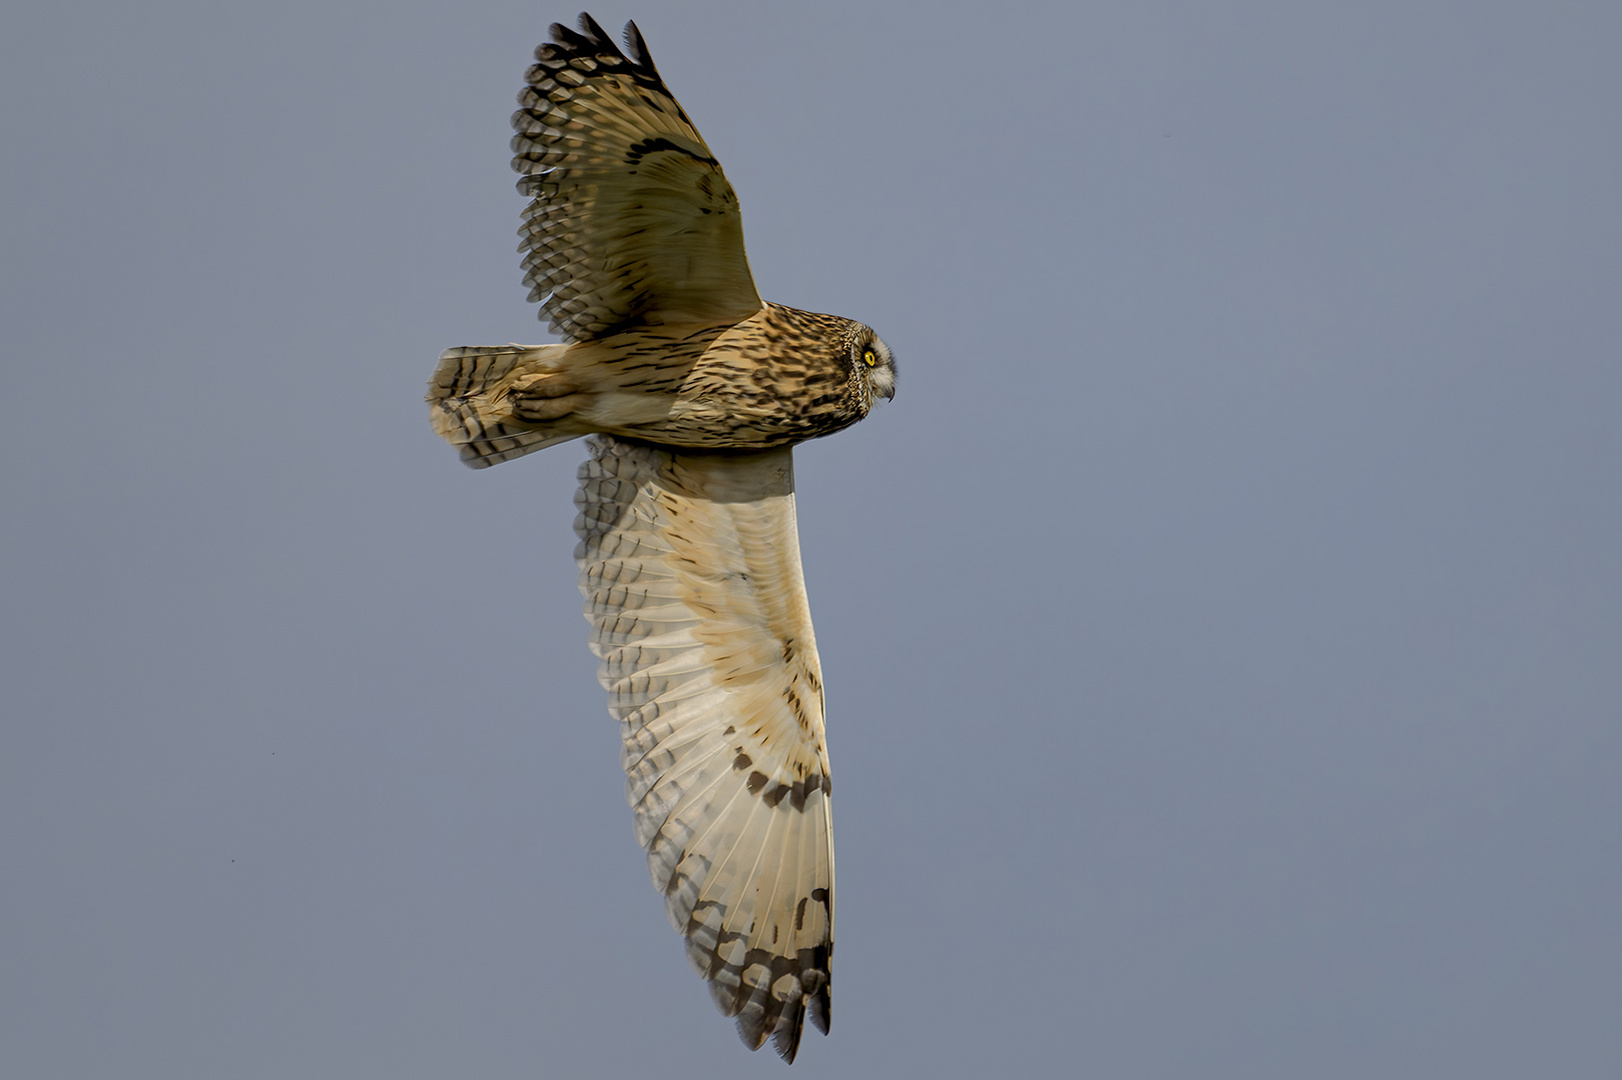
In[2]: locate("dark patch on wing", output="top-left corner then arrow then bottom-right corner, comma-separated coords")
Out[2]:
740,769 -> 832,812
625,136 -> 718,167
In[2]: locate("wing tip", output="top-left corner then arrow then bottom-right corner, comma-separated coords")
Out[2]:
531,13 -> 659,79
536,12 -> 625,63
575,12 -> 612,46
622,20 -> 659,76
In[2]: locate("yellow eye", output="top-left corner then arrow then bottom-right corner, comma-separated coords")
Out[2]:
862,349 -> 877,367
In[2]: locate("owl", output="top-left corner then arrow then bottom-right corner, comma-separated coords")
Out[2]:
425,13 -> 895,1063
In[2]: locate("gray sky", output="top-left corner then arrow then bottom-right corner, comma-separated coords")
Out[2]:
4,1 -> 1619,1076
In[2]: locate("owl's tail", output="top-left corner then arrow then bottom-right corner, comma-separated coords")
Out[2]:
427,344 -> 579,469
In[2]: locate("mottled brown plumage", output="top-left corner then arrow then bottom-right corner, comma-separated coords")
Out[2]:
425,12 -> 894,1062
430,302 -> 891,467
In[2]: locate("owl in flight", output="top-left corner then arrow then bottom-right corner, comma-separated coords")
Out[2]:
426,13 -> 895,1063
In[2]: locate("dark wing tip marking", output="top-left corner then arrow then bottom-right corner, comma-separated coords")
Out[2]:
534,13 -> 659,78
575,11 -> 612,45
686,902 -> 833,1062
623,19 -> 660,76
545,13 -> 615,57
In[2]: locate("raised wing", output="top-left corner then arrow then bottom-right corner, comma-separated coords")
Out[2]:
512,14 -> 764,341
574,436 -> 833,1061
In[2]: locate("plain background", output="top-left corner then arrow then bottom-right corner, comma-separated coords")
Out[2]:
4,1 -> 1619,1076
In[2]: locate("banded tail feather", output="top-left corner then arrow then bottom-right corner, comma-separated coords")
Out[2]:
427,344 -> 577,468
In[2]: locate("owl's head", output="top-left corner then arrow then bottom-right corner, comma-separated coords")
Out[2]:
848,325 -> 897,407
